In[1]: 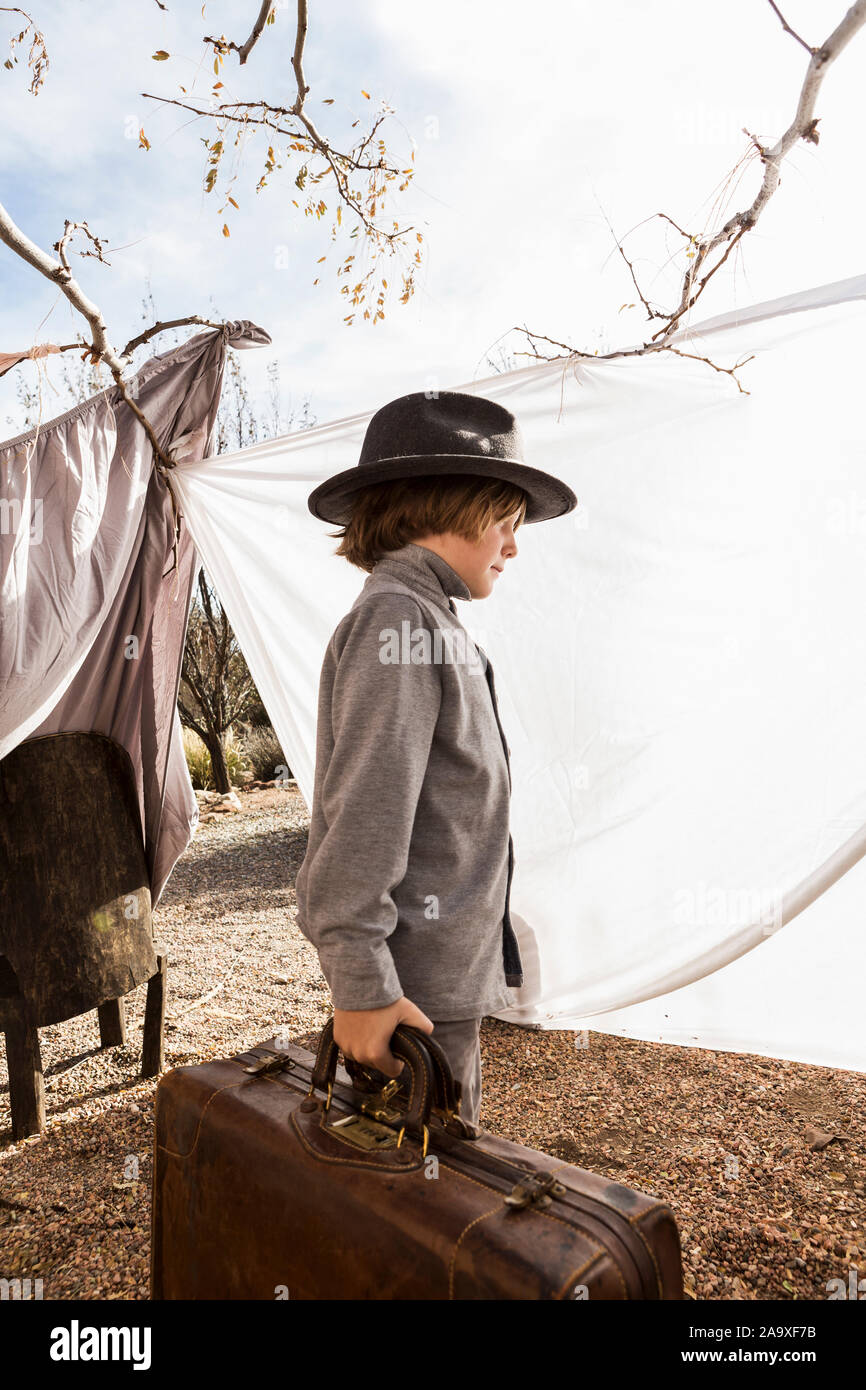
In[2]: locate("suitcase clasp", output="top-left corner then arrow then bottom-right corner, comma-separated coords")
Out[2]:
243,1051 -> 296,1077
356,1076 -> 403,1122
504,1171 -> 567,1210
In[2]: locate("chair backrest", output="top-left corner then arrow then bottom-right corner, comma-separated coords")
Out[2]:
0,731 -> 156,1026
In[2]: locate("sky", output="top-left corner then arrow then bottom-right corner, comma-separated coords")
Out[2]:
1,0 -> 864,437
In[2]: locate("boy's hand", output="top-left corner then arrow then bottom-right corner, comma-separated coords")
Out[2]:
333,996 -> 434,1079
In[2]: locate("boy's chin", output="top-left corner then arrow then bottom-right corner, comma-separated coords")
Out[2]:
467,576 -> 495,599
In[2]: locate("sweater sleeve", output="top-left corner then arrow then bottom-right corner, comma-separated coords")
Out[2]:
300,591 -> 443,1010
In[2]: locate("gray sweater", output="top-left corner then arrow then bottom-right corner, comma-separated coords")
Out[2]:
294,541 -> 523,1021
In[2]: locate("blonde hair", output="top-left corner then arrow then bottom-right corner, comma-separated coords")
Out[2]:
329,473 -> 528,573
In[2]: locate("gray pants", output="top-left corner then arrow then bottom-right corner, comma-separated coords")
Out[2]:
428,1017 -> 482,1126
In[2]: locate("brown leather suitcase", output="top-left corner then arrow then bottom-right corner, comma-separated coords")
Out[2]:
151,1020 -> 684,1300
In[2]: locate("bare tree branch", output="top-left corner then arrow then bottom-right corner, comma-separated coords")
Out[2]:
0,204 -> 120,378
515,0 -> 866,387
176,698 -> 210,750
290,0 -> 308,98
512,325 -> 758,395
650,1 -> 865,348
664,346 -> 756,394
203,0 -> 274,65
119,315 -> 225,360
766,0 -> 815,55
0,202 -> 215,581
1,212 -> 221,440
1,320 -> 227,375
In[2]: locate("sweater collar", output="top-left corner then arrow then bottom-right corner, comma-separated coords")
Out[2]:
371,542 -> 472,611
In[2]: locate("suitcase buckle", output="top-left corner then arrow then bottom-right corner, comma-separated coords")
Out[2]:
242,1051 -> 296,1077
504,1171 -> 567,1209
356,1077 -> 403,1124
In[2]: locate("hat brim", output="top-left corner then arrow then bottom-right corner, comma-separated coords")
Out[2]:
307,454 -> 577,525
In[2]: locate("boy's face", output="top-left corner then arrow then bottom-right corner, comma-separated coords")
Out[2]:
414,508 -> 521,600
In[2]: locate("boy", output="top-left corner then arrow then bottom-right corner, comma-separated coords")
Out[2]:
295,390 -> 577,1126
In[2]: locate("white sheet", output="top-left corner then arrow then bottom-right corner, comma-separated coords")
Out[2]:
171,275 -> 866,1072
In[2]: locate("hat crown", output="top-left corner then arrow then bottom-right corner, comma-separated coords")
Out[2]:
358,390 -> 524,469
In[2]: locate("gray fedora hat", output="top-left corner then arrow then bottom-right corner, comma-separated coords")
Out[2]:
307,389 -> 577,525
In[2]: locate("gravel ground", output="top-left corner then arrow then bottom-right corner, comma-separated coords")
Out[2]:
1,784 -> 863,1301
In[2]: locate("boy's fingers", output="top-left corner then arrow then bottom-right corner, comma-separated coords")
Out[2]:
369,1051 -> 404,1078
397,1002 -> 434,1032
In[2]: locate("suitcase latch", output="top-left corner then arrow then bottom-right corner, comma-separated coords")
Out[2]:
356,1077 -> 403,1124
504,1171 -> 567,1210
242,1051 -> 296,1077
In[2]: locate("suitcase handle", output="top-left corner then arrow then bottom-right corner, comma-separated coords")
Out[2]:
413,1028 -> 461,1118
343,1027 -> 463,1121
310,1017 -> 440,1144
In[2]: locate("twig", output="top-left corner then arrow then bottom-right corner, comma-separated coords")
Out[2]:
43,1049 -> 101,1090
140,93 -> 410,241
170,983 -> 225,1020
766,0 -> 816,54
204,0 -> 274,65
664,347 -> 756,394
120,315 -> 225,360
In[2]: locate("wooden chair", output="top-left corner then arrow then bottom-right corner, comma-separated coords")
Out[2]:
0,732 -> 169,1140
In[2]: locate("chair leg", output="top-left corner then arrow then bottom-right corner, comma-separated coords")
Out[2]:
97,997 -> 127,1048
142,953 -> 167,1078
4,1005 -> 46,1140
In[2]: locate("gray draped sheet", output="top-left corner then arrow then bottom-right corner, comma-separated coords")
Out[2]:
0,320 -> 271,905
